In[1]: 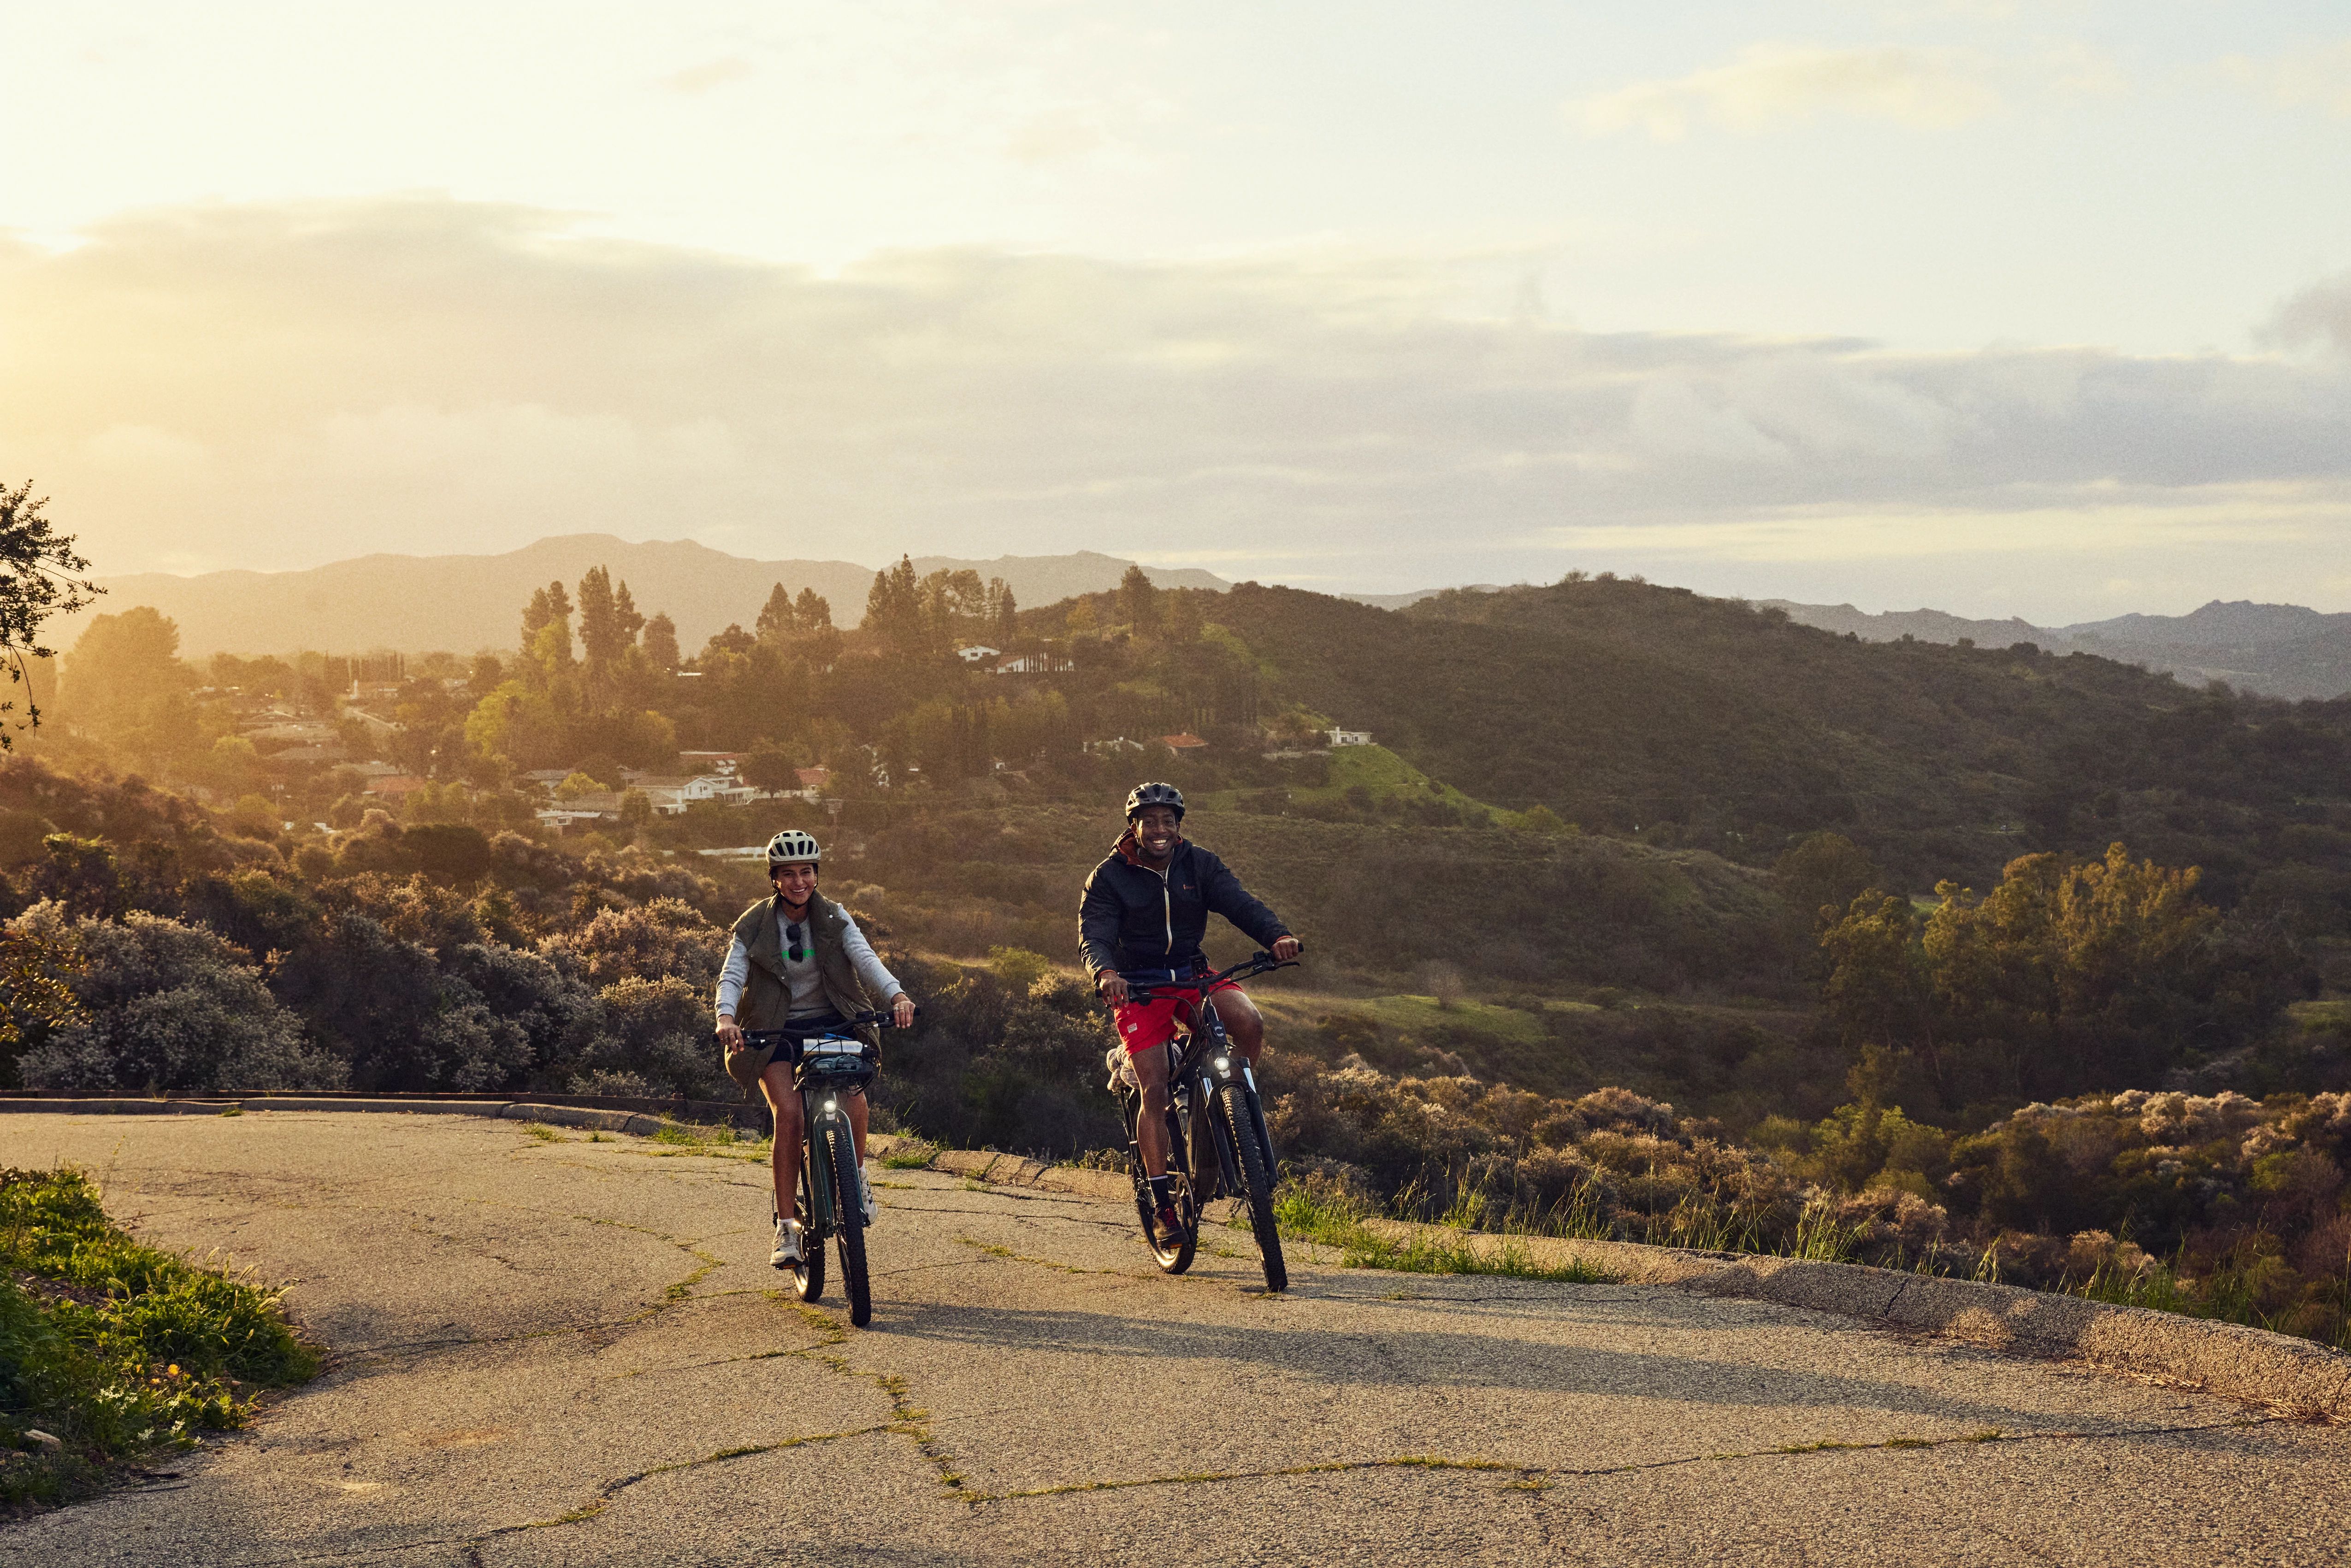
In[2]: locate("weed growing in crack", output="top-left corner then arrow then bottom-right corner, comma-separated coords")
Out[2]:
521,1123 -> 560,1143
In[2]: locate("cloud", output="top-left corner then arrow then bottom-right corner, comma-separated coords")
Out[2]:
2221,39 -> 2351,117
2266,271 -> 2351,355
1575,42 -> 2117,139
662,57 -> 754,95
1,197 -> 2347,611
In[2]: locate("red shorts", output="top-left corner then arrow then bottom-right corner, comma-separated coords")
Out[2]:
1113,979 -> 1244,1055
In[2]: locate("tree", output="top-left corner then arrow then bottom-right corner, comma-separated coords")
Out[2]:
618,789 -> 654,830
703,624 -> 756,659
1164,589 -> 1203,644
1066,599 -> 1099,638
988,578 -> 1017,644
1118,565 -> 1158,637
62,607 -> 200,767
1819,891 -> 1929,1053
865,556 -> 929,659
0,481 -> 100,750
642,613 -> 680,672
793,588 -> 832,631
755,583 -> 797,643
576,566 -> 637,695
741,740 -> 797,794
521,581 -> 573,654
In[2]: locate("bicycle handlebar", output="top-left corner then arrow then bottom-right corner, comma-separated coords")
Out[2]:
731,1006 -> 918,1041
1118,949 -> 1301,1005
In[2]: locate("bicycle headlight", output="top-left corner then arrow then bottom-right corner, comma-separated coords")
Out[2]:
824,1098 -> 838,1112
1214,1056 -> 1230,1072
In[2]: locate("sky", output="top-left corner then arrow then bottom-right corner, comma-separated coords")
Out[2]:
3,1 -> 2349,621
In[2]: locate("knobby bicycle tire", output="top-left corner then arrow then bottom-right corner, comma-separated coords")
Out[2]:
792,1159 -> 826,1303
1221,1081 -> 1287,1292
829,1122 -> 872,1327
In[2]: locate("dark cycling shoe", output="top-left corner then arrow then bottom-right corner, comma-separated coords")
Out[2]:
1153,1201 -> 1185,1241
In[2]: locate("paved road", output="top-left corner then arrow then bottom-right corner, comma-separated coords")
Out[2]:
4,1112 -> 2347,1566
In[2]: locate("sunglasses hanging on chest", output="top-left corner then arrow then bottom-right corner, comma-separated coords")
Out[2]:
785,921 -> 807,963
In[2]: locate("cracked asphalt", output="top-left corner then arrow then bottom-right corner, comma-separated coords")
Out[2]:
5,1112 -> 2349,1566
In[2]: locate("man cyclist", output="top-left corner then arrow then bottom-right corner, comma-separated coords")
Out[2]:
1080,782 -> 1301,1241
715,829 -> 916,1268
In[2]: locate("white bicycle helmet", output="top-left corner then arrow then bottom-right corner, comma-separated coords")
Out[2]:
765,829 -> 822,866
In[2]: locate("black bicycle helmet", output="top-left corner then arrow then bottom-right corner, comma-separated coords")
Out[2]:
1125,781 -> 1185,820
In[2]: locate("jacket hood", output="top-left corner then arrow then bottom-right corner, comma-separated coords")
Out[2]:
1113,824 -> 1185,867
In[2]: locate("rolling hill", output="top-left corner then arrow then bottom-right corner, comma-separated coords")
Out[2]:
68,536 -> 1228,658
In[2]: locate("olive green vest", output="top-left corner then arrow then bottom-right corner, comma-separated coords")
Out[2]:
728,892 -> 878,1043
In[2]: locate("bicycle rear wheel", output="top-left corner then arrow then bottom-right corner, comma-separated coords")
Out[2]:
1121,1089 -> 1197,1273
828,1122 -> 872,1328
791,1158 -> 826,1303
1221,1081 -> 1287,1292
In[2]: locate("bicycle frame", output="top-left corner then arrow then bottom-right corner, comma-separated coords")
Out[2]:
791,1037 -> 877,1239
1126,954 -> 1294,1202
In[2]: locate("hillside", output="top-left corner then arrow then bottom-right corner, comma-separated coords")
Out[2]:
1198,579 -> 2351,901
67,536 -> 1228,658
1768,596 -> 2351,701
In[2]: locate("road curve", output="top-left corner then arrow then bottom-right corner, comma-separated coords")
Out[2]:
3,1111 -> 2346,1567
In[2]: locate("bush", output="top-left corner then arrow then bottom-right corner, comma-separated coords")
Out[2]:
541,897 -> 726,990
8,904 -> 343,1093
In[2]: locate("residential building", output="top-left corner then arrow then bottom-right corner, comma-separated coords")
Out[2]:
1329,728 -> 1374,747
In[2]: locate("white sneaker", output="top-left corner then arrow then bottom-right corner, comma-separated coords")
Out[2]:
770,1216 -> 804,1267
859,1165 -> 877,1224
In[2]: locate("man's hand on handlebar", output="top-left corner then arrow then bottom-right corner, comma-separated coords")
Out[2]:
1096,971 -> 1130,1007
1272,935 -> 1302,962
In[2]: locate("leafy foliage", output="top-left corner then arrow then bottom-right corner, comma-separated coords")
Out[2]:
0,1167 -> 317,1507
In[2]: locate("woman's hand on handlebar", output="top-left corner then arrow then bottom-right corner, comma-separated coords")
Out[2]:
891,992 -> 916,1030
716,1016 -> 744,1050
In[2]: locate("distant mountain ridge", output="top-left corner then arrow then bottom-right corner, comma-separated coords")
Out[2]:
70,536 -> 1230,658
1763,598 -> 2351,701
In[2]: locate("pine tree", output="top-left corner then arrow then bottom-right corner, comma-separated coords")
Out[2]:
1119,564 -> 1158,637
755,583 -> 797,643
794,588 -> 832,630
642,613 -> 680,672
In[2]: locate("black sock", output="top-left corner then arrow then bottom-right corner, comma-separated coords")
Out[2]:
1149,1175 -> 1172,1208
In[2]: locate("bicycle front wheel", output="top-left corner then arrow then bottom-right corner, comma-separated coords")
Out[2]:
1221,1081 -> 1287,1292
827,1122 -> 872,1328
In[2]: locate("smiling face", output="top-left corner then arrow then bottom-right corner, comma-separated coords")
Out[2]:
770,861 -> 819,905
1130,804 -> 1181,864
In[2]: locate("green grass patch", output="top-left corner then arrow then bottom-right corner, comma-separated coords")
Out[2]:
1272,1185 -> 1618,1284
1347,993 -> 1546,1043
649,1122 -> 746,1149
879,1144 -> 937,1170
1293,745 -> 1506,818
0,1167 -> 319,1509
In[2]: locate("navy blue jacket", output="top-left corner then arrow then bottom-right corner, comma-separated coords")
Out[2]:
1079,831 -> 1292,980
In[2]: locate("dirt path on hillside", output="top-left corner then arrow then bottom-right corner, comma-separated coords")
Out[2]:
3,1112 -> 2346,1566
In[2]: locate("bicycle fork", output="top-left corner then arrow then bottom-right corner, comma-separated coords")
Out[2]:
801,1086 -> 857,1232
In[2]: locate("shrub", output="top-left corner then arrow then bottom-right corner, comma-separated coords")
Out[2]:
8,904 -> 343,1093
540,897 -> 726,990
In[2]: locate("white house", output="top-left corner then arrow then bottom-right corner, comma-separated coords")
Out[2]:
1328,728 -> 1374,748
955,645 -> 1002,664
